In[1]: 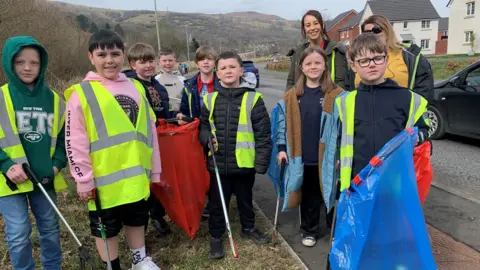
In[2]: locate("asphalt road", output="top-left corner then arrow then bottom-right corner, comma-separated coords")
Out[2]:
250,63 -> 480,269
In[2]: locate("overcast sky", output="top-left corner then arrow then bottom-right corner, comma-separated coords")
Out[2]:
55,0 -> 450,20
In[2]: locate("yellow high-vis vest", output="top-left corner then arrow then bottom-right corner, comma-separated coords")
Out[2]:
64,79 -> 155,211
203,91 -> 262,168
0,84 -> 67,197
336,90 -> 428,191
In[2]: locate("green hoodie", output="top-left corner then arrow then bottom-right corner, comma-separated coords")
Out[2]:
0,36 -> 67,191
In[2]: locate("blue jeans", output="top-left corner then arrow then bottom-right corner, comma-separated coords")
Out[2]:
0,190 -> 62,270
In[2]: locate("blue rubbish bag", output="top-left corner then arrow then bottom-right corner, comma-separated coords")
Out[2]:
329,128 -> 437,270
267,105 -> 285,197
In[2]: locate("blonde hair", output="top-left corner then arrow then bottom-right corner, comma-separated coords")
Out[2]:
361,15 -> 403,51
294,47 -> 337,96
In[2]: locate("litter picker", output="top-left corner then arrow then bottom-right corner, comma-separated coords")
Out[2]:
272,158 -> 286,241
19,163 -> 96,270
207,138 -> 239,259
90,187 -> 112,270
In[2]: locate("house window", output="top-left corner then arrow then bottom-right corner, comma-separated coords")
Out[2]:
465,31 -> 474,42
403,22 -> 408,28
341,31 -> 344,38
346,31 -> 349,38
421,20 -> 431,29
420,39 -> 430,49
444,30 -> 448,36
467,2 -> 475,16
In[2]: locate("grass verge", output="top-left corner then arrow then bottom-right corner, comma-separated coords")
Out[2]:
0,176 -> 303,270
431,58 -> 479,80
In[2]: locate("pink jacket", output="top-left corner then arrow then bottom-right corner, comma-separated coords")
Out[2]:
66,72 -> 161,192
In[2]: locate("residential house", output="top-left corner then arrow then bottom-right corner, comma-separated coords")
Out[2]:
359,0 -> 441,54
325,10 -> 358,42
447,0 -> 478,54
338,10 -> 364,47
436,17 -> 449,54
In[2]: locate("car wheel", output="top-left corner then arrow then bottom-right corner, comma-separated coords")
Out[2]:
427,105 -> 446,140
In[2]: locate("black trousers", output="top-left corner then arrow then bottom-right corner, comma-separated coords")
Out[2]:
209,172 -> 256,238
148,194 -> 166,220
300,165 -> 327,239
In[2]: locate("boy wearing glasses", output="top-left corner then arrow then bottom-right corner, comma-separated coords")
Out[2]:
334,33 -> 430,193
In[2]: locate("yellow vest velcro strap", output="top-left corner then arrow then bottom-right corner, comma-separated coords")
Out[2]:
80,82 -> 153,151
95,165 -> 146,187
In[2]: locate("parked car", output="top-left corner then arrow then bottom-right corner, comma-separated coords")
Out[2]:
242,60 -> 260,88
427,61 -> 480,140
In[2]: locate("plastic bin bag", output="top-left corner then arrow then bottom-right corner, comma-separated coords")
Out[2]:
414,141 -> 433,205
329,128 -> 437,270
151,119 -> 210,239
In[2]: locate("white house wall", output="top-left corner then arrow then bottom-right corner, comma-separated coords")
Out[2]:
448,0 -> 480,54
393,20 -> 439,55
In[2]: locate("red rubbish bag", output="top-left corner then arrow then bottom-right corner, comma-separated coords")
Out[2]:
413,141 -> 433,205
151,118 -> 210,239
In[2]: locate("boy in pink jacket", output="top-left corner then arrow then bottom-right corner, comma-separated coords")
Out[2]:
64,30 -> 161,270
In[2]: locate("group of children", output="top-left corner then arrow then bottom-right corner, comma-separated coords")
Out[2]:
0,26 -> 429,270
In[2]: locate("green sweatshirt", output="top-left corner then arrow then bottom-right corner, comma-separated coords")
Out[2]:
0,36 -> 67,191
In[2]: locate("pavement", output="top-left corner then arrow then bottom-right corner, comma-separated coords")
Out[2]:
182,65 -> 480,269
251,63 -> 480,269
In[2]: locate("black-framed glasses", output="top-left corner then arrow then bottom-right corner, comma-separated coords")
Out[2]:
363,25 -> 382,34
356,55 -> 386,67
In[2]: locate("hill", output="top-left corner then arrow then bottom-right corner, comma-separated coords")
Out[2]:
50,1 -> 303,60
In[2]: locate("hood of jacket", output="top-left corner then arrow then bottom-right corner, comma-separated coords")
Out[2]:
219,71 -> 257,90
356,78 -> 404,92
1,36 -> 49,96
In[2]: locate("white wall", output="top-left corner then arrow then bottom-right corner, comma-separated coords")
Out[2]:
392,20 -> 439,54
448,0 -> 480,54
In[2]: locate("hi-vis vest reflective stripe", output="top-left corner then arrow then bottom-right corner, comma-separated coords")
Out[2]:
402,43 -> 422,91
0,85 -> 67,197
183,87 -> 193,117
203,91 -> 262,168
331,51 -> 336,82
64,79 -> 154,211
336,90 -> 428,191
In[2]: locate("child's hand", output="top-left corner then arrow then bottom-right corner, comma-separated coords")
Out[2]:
53,166 -> 59,176
78,190 -> 93,202
277,151 -> 288,165
6,164 -> 28,184
176,113 -> 188,125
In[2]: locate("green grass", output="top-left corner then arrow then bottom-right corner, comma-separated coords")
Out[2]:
431,59 -> 476,80
0,175 -> 303,269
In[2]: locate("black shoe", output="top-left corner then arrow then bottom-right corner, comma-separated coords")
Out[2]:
152,218 -> 171,237
209,237 -> 225,260
240,228 -> 271,245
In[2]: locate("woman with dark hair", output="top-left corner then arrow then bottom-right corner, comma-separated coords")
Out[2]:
286,10 -> 349,90
348,14 -> 434,98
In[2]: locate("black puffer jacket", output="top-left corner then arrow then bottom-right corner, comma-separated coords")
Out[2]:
199,74 -> 272,176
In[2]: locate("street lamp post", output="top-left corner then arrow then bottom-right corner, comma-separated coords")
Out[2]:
154,0 -> 161,52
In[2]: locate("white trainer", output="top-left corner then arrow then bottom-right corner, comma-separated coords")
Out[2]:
302,236 -> 317,247
131,257 -> 160,270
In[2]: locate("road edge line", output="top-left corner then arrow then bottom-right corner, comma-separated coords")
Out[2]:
253,201 -> 309,270
431,182 -> 480,205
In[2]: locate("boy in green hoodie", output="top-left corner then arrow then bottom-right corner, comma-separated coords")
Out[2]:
0,36 -> 68,269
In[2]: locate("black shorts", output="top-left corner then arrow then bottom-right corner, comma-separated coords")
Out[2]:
89,199 -> 149,238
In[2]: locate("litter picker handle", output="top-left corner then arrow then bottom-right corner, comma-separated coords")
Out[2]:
164,116 -> 194,124
21,163 -> 83,248
4,173 -> 18,191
